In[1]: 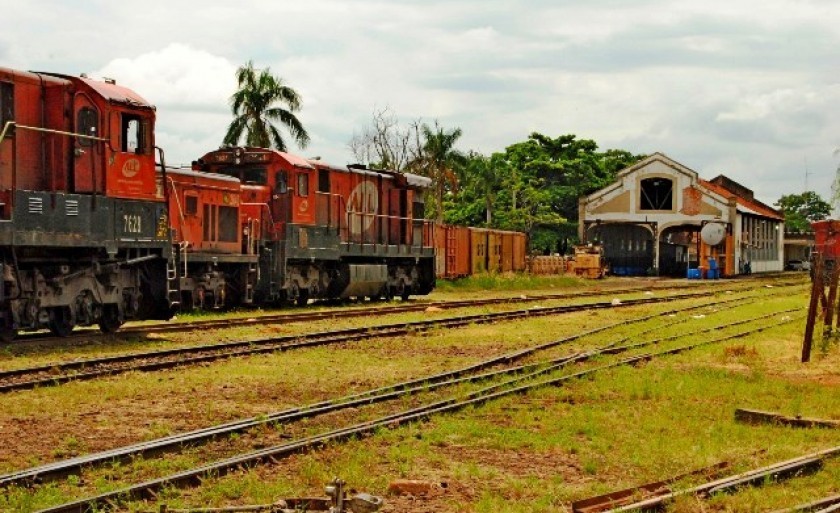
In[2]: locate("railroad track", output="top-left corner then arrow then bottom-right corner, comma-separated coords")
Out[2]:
0,286 -> 788,394
24,303 -> 802,513
0,295 -> 774,490
7,276 -> 803,344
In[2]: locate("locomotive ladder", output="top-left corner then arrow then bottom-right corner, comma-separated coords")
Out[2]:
166,258 -> 181,310
244,262 -> 257,304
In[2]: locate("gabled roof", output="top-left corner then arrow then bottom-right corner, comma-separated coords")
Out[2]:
699,178 -> 783,221
616,152 -> 699,180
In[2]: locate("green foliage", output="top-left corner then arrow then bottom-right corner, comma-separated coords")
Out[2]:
223,60 -> 310,151
408,122 -> 467,223
443,132 -> 645,252
774,191 -> 831,233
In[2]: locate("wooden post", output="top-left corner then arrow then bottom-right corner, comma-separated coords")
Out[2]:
824,262 -> 840,336
803,253 -> 824,362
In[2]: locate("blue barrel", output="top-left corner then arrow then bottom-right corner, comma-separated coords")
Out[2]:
708,257 -> 718,270
687,268 -> 701,279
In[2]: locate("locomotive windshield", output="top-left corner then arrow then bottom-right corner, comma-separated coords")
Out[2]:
218,166 -> 267,185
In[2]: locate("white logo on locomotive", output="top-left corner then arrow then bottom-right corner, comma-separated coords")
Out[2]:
122,158 -> 141,178
347,181 -> 379,236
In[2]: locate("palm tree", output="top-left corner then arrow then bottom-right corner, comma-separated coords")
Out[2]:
410,122 -> 466,223
223,60 -> 310,151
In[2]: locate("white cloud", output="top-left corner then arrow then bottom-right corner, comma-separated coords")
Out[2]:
1,0 -> 838,204
93,44 -> 236,111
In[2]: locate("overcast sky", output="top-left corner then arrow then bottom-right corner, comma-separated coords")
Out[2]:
2,0 -> 838,205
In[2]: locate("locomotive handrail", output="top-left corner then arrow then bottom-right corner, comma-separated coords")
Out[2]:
241,202 -> 278,238
344,209 -> 434,249
314,191 -> 344,235
0,121 -> 109,145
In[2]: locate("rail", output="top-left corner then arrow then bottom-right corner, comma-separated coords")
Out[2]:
25,306 -> 800,513
0,121 -> 110,146
0,296 -> 761,489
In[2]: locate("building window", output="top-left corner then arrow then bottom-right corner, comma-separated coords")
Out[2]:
297,172 -> 309,197
640,178 -> 673,211
77,107 -> 98,147
0,82 -> 13,131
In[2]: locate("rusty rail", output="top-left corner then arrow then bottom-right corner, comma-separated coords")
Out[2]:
6,279 -> 765,344
0,289 -> 755,393
603,446 -> 839,512
1,296 -> 761,488
735,408 -> 840,429
769,495 -> 840,513
27,311 -> 800,513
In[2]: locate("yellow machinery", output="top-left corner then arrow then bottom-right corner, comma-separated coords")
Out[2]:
572,244 -> 607,279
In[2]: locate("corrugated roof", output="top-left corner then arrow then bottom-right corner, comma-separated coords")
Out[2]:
699,178 -> 784,221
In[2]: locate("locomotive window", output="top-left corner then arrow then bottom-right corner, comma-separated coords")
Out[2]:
242,167 -> 267,184
297,173 -> 309,197
184,194 -> 198,216
0,82 -> 13,132
318,169 -> 330,193
413,201 -> 424,219
122,114 -> 141,153
218,206 -> 238,242
77,107 -> 98,147
275,171 -> 288,193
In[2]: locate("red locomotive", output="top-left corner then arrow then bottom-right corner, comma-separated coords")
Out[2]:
0,66 -> 436,340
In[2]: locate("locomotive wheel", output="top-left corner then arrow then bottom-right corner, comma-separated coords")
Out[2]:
0,328 -> 16,343
295,288 -> 310,307
99,305 -> 122,334
48,307 -> 74,338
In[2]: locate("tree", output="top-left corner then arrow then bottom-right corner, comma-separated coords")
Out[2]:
408,122 -> 467,223
775,191 -> 831,233
450,133 -> 644,253
223,60 -> 310,151
347,107 -> 421,171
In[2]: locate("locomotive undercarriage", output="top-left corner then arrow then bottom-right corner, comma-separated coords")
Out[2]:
178,262 -> 257,310
0,249 -> 166,340
283,259 -> 434,305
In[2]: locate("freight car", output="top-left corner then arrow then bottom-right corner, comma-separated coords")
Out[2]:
434,224 -> 527,279
0,66 -> 436,340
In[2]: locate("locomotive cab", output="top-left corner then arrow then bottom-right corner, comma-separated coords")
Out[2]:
0,68 -> 173,340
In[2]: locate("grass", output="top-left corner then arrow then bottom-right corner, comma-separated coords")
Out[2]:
434,273 -> 585,293
0,279 -> 832,512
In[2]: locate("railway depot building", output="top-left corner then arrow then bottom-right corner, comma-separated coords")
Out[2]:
578,153 -> 784,277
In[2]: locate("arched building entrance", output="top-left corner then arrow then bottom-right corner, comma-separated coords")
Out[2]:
588,223 -> 654,276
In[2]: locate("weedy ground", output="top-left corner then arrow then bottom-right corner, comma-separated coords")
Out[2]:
2,274 -> 836,513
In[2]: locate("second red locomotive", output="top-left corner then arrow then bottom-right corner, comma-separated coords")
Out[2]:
0,66 -> 436,339
175,148 -> 436,308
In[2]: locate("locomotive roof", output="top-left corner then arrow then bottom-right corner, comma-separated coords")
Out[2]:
41,72 -> 153,109
161,166 -> 241,184
309,160 -> 433,189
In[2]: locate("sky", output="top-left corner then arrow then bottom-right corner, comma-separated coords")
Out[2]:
2,0 -> 838,206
